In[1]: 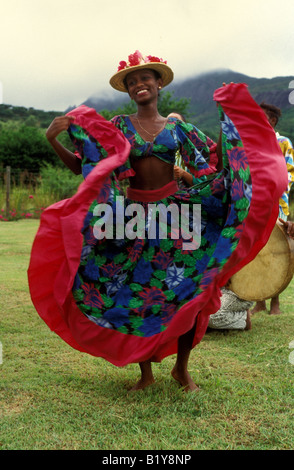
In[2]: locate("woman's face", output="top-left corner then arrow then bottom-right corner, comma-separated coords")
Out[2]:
125,69 -> 162,103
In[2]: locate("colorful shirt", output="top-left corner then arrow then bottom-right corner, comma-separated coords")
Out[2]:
110,115 -> 218,181
276,131 -> 294,218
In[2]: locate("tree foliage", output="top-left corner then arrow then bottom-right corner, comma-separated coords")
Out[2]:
158,91 -> 190,119
0,104 -> 62,128
0,122 -> 58,171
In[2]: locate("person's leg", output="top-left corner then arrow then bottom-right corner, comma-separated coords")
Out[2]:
130,360 -> 155,391
171,323 -> 199,392
270,296 -> 282,315
250,300 -> 267,314
245,310 -> 252,330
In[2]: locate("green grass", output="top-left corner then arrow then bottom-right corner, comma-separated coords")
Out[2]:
1,220 -> 294,450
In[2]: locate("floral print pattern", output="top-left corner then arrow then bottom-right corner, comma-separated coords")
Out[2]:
68,107 -> 252,338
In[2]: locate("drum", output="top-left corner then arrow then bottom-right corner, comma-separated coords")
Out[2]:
228,223 -> 294,301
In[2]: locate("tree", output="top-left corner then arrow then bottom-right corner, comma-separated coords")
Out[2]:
0,122 -> 58,171
158,91 -> 190,118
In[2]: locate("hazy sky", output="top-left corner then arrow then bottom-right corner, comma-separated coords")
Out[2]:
1,0 -> 294,111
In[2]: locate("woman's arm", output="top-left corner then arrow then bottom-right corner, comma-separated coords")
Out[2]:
46,116 -> 82,175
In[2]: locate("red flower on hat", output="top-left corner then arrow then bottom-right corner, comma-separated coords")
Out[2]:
118,61 -> 127,71
116,51 -> 168,72
146,55 -> 167,64
128,50 -> 144,66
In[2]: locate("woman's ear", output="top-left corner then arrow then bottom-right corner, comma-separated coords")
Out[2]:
157,78 -> 163,97
158,77 -> 163,91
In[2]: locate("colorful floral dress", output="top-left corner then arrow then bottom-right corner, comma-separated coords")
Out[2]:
28,84 -> 287,366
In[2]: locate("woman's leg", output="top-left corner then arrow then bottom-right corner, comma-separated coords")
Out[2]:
130,360 -> 155,391
171,323 -> 199,392
131,324 -> 199,392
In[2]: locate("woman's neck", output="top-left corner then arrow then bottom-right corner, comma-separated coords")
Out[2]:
135,103 -> 162,121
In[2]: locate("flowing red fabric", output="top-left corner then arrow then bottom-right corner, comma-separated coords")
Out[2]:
27,84 -> 288,366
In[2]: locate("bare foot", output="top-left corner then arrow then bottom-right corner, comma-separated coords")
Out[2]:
129,360 -> 155,391
129,377 -> 155,392
171,367 -> 200,393
245,310 -> 252,330
269,307 -> 282,315
250,301 -> 267,315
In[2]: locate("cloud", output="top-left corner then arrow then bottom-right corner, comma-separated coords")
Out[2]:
1,0 -> 294,110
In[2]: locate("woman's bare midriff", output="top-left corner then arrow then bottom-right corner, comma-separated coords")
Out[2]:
129,155 -> 174,190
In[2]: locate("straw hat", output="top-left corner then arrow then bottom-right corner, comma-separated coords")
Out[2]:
109,50 -> 174,93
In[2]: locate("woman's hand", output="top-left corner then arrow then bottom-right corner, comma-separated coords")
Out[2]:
45,115 -> 81,174
222,81 -> 235,87
279,218 -> 294,239
174,165 -> 184,180
46,116 -> 75,142
174,165 -> 194,186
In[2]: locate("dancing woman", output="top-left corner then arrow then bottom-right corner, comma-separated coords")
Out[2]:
28,50 -> 287,391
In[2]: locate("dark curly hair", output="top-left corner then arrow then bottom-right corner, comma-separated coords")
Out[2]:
260,102 -> 282,125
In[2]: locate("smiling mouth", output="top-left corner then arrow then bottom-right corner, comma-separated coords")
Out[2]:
136,89 -> 148,95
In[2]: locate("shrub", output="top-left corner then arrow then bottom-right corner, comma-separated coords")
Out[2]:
39,164 -> 83,200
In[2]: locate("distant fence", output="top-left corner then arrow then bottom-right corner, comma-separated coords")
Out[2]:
2,166 -> 11,218
0,167 -> 39,187
0,166 -> 40,218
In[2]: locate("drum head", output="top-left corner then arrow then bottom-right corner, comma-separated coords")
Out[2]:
229,224 -> 294,301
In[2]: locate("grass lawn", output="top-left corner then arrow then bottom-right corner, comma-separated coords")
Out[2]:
0,219 -> 294,450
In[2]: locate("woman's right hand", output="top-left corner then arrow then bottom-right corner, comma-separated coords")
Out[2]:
174,165 -> 184,180
46,115 -> 75,142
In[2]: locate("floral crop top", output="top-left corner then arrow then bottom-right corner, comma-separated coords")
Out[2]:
69,112 -> 218,181
111,115 -> 218,181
